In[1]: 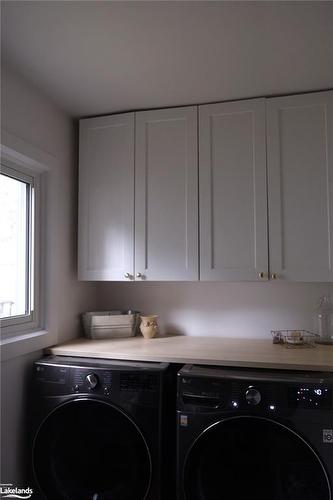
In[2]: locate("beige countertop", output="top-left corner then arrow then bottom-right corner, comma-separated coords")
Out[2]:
48,335 -> 333,372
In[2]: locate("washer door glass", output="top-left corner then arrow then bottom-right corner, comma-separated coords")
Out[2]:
33,399 -> 151,500
184,416 -> 330,500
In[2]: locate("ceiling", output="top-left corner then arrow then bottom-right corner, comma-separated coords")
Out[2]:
2,1 -> 333,118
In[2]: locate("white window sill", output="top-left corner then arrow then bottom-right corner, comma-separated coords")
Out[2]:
0,329 -> 55,361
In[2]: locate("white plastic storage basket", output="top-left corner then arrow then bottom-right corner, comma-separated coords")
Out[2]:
82,310 -> 139,339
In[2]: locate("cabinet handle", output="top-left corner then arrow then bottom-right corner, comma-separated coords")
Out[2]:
271,273 -> 278,280
258,272 -> 266,279
136,272 -> 143,279
124,272 -> 133,280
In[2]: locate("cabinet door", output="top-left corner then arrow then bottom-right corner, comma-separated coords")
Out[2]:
135,107 -> 198,280
199,98 -> 268,281
78,114 -> 134,280
267,91 -> 333,281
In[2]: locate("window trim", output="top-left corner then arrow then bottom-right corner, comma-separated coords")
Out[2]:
0,161 -> 42,337
0,130 -> 60,360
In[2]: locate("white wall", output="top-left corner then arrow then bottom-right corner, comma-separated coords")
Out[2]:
98,281 -> 333,338
0,63 -> 98,484
1,63 -> 99,342
0,350 -> 42,485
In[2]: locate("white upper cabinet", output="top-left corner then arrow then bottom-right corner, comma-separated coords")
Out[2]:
135,107 -> 198,280
78,91 -> 332,282
199,98 -> 268,281
78,114 -> 135,280
267,91 -> 333,282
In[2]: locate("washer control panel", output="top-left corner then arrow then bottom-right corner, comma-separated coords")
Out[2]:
178,366 -> 333,413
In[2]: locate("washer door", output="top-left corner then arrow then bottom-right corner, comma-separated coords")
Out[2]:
184,416 -> 331,500
33,399 -> 151,500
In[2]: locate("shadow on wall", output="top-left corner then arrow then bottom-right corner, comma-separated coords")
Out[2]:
96,281 -> 333,338
163,324 -> 187,336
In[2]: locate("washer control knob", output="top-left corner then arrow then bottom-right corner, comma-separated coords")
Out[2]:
245,387 -> 261,406
86,373 -> 98,389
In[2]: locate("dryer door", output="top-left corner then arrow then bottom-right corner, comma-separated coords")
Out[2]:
33,399 -> 151,500
184,416 -> 331,500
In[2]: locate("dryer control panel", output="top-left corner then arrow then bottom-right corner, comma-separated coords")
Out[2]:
71,368 -> 113,394
33,356 -> 166,407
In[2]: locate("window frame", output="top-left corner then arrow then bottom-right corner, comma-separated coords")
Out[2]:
0,159 -> 42,337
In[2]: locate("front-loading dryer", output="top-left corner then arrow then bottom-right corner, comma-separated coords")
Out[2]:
177,364 -> 333,500
31,355 -> 174,500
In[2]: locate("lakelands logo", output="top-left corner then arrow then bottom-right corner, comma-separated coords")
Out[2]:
0,484 -> 33,499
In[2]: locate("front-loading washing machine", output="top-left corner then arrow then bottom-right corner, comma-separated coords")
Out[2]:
177,364 -> 333,500
30,355 -> 174,500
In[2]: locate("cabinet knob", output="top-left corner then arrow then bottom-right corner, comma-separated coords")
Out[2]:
258,272 -> 265,279
136,272 -> 143,279
271,273 -> 278,280
124,272 -> 133,280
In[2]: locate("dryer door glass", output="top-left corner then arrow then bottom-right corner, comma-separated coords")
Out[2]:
33,399 -> 151,500
184,416 -> 330,500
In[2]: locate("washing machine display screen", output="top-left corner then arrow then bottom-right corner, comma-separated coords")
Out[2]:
289,386 -> 332,409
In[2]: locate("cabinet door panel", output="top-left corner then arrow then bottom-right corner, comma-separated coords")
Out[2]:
267,91 -> 333,281
78,114 -> 134,280
135,107 -> 198,280
199,99 -> 268,281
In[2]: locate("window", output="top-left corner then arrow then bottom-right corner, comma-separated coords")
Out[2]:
0,163 -> 40,334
